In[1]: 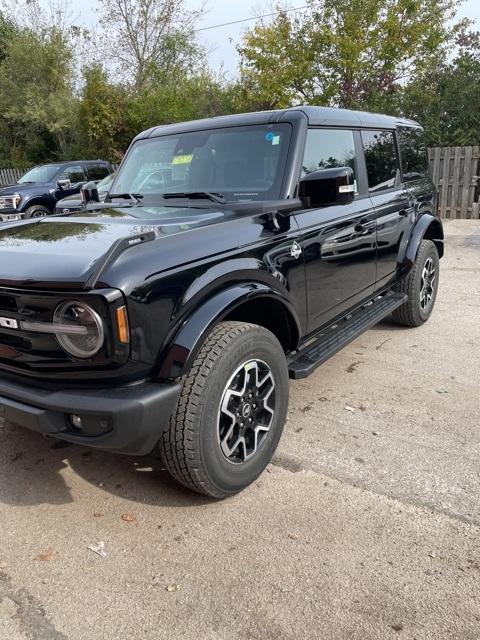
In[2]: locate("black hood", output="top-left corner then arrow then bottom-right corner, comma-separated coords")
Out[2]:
0,182 -> 47,195
0,206 -> 227,289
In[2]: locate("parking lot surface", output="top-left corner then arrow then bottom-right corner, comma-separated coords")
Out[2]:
0,220 -> 479,640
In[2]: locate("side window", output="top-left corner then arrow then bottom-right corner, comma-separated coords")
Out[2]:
362,130 -> 398,193
87,163 -> 110,181
398,127 -> 428,182
59,165 -> 85,184
302,128 -> 358,192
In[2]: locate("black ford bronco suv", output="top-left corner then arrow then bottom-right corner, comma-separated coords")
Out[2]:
0,107 -> 443,498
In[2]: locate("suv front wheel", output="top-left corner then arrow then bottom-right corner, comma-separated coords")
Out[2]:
25,205 -> 50,219
159,321 -> 289,498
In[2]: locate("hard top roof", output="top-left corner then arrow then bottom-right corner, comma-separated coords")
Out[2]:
34,160 -> 110,167
137,106 -> 421,141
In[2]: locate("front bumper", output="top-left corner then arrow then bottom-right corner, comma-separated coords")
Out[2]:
0,376 -> 181,455
0,209 -> 24,222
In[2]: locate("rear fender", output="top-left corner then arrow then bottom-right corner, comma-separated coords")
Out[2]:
400,214 -> 444,274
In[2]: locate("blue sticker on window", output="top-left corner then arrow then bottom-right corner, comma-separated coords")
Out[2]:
265,132 -> 274,142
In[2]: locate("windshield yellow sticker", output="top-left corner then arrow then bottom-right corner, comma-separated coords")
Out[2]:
172,154 -> 193,165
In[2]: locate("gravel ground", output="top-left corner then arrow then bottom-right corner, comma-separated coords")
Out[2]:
0,219 -> 479,640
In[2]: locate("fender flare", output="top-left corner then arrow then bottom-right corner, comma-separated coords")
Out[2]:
401,214 -> 444,274
20,196 -> 53,213
157,283 -> 301,379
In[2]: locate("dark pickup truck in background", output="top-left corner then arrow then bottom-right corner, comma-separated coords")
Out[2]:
0,159 -> 113,221
0,106 -> 443,498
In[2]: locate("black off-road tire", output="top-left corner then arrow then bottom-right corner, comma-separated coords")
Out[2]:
159,321 -> 289,498
392,239 -> 439,327
24,205 -> 50,219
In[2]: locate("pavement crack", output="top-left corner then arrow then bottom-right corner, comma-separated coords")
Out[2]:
0,570 -> 67,640
271,453 -> 480,529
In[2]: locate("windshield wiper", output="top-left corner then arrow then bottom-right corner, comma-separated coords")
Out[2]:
108,193 -> 144,205
162,191 -> 226,204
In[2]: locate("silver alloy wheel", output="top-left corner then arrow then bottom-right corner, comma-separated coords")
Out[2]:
420,257 -> 436,311
218,359 -> 276,464
32,210 -> 48,218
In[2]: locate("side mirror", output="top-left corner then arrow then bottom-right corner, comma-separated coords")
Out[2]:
57,179 -> 71,190
81,181 -> 100,205
298,167 -> 355,208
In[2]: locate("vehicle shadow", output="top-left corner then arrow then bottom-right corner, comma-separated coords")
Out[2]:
0,420 -> 212,508
368,316 -> 416,331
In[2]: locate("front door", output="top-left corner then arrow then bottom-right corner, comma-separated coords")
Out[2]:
294,128 -> 377,334
55,165 -> 87,200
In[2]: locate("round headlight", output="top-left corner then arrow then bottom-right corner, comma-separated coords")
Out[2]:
53,301 -> 104,359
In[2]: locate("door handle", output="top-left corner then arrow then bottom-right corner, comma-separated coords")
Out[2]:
354,221 -> 375,234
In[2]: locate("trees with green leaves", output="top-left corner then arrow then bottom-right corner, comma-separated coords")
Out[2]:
0,0 -> 479,167
79,65 -> 131,161
399,32 -> 480,145
97,0 -> 205,89
237,0 -> 466,112
0,23 -> 78,165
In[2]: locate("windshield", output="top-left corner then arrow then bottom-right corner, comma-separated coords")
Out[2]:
18,164 -> 62,184
111,124 -> 292,203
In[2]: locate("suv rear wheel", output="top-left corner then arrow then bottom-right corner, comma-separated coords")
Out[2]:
159,321 -> 289,498
393,239 -> 440,327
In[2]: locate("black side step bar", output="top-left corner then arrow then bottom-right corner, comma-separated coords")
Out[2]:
288,291 -> 407,380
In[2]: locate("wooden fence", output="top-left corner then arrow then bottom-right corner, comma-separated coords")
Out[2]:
1,147 -> 479,219
0,167 -> 28,186
428,146 -> 480,219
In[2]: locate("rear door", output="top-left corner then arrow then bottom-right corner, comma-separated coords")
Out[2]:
294,128 -> 377,334
86,163 -> 111,182
361,129 -> 415,289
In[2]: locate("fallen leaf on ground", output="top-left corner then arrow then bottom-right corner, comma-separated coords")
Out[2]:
288,533 -> 299,541
121,513 -> 137,524
166,584 -> 179,592
93,512 -> 104,518
36,549 -> 54,561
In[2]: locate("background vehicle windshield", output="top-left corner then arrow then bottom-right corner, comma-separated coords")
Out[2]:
111,124 -> 292,202
18,164 -> 62,184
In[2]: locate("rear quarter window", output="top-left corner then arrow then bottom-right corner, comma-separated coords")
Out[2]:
398,127 -> 428,182
361,130 -> 398,193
